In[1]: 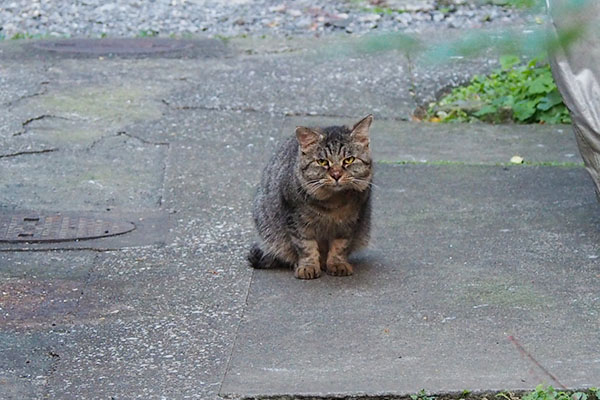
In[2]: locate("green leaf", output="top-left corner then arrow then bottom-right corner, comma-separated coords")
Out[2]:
474,105 -> 497,116
527,58 -> 539,69
527,74 -> 554,94
500,54 -> 521,70
492,95 -> 515,107
537,90 -> 564,110
572,393 -> 588,400
513,100 -> 537,121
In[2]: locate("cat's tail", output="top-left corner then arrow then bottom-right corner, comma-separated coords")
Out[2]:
248,243 -> 292,269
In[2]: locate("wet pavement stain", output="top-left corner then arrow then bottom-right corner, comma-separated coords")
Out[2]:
1,278 -> 88,329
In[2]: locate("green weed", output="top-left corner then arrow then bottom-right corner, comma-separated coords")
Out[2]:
10,32 -> 37,40
427,55 -> 571,124
137,29 -> 159,37
521,385 -> 594,400
411,389 -> 436,400
369,6 -> 396,14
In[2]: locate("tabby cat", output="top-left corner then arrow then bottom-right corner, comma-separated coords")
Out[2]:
248,115 -> 374,279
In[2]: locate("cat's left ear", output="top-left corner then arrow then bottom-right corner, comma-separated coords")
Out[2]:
351,114 -> 373,147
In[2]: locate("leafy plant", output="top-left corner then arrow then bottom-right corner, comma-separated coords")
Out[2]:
426,56 -> 571,124
406,386 -> 596,400
11,32 -> 35,40
411,389 -> 436,400
521,385 -> 591,400
137,29 -> 159,38
367,6 -> 397,14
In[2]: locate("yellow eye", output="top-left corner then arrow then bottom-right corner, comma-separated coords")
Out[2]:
317,159 -> 329,167
343,156 -> 355,166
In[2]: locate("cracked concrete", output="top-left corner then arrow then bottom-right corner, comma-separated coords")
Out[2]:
0,148 -> 58,159
0,33 -> 598,399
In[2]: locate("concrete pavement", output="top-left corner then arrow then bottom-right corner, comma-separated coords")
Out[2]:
0,34 -> 598,399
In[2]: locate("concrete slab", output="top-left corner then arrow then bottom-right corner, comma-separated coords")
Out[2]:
371,121 -> 581,165
0,135 -> 168,212
1,36 -> 598,400
221,164 -> 600,398
164,46 -> 416,120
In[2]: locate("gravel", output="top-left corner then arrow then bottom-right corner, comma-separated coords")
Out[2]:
0,0 -> 529,40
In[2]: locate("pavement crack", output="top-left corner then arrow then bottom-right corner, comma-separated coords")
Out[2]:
67,253 -> 101,324
508,335 -> 567,389
0,148 -> 58,159
88,131 -> 169,151
218,269 -> 255,396
163,100 -> 261,114
156,138 -> 173,207
161,99 -> 411,121
5,81 -> 50,109
13,114 -> 71,137
117,131 -> 169,146
0,247 -> 119,253
283,111 -> 363,119
87,134 -> 111,151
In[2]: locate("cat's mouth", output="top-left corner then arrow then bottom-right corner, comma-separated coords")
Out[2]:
326,178 -> 350,190
328,177 -> 371,192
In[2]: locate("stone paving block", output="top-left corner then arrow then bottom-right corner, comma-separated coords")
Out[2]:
221,164 -> 600,398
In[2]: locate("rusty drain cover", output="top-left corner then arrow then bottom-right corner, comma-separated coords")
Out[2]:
0,212 -> 135,243
33,38 -> 193,55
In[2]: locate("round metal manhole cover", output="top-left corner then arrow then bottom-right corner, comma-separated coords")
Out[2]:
32,38 -> 194,55
0,212 -> 136,243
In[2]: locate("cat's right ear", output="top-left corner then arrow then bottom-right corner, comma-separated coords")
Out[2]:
295,127 -> 322,152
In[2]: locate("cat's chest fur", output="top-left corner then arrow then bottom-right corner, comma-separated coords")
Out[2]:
301,192 -> 362,234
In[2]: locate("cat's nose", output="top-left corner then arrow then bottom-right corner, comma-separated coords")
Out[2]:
329,169 -> 342,181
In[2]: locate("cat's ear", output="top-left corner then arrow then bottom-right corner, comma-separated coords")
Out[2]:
350,114 -> 373,147
295,127 -> 322,152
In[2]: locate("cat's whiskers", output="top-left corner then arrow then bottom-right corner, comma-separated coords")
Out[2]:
362,179 -> 379,189
303,179 -> 328,196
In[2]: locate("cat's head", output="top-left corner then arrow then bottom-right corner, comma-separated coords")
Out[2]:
295,115 -> 373,198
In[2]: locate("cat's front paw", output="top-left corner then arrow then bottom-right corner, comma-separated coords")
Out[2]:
294,264 -> 321,280
326,262 -> 354,276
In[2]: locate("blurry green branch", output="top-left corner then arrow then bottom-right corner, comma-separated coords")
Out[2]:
332,0 -> 594,65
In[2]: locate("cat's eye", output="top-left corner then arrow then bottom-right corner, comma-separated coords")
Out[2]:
316,159 -> 330,167
343,156 -> 356,166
